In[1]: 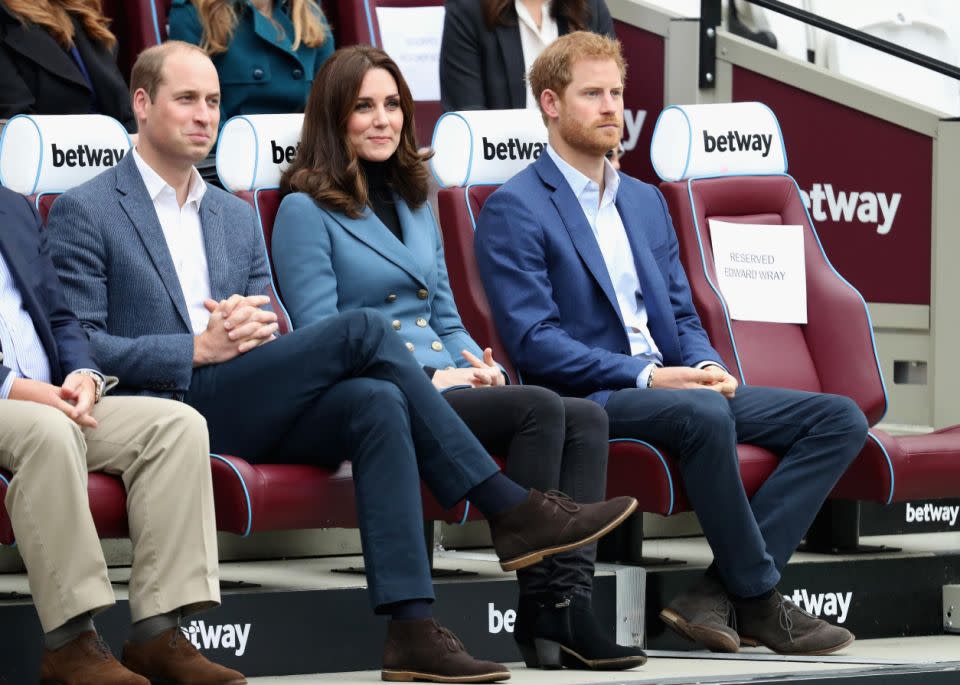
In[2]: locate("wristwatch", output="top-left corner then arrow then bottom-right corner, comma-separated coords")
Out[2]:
73,369 -> 106,403
646,367 -> 656,389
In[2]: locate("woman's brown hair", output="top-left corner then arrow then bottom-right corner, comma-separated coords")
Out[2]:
4,0 -> 116,49
190,0 -> 328,55
482,0 -> 590,32
280,45 -> 431,219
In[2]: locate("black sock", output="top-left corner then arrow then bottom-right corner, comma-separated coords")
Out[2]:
388,599 -> 433,621
44,613 -> 95,650
466,472 -> 528,518
733,588 -> 776,603
130,609 -> 181,644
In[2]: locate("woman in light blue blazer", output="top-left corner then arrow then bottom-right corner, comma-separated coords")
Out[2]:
272,45 -> 647,672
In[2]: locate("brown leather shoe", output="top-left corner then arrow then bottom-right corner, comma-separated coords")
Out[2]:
39,631 -> 149,685
381,618 -> 510,683
489,490 -> 637,571
660,574 -> 740,653
121,627 -> 247,685
736,594 -> 855,655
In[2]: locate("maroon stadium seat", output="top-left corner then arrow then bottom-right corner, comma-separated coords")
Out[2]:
102,0 -> 169,81
661,175 -> 960,507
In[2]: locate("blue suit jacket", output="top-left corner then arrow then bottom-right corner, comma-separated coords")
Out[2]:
0,186 -> 99,388
272,192 -> 483,371
475,152 -> 722,405
169,0 -> 334,122
47,152 -> 271,397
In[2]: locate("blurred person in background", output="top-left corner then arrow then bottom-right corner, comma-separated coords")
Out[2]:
0,0 -> 135,131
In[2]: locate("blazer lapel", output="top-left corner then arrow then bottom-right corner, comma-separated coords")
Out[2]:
2,13 -> 90,90
536,156 -> 623,325
0,226 -> 58,367
199,196 -> 231,299
615,190 -> 675,352
494,23 -> 527,108
331,208 -> 427,289
115,155 -> 192,330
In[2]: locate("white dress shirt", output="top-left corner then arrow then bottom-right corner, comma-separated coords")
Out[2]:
132,148 -> 213,335
0,254 -> 52,398
516,0 -> 559,109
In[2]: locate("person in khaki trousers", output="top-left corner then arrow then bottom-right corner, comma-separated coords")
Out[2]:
0,185 -> 245,685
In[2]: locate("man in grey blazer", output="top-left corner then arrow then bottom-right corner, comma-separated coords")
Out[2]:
47,40 -> 636,683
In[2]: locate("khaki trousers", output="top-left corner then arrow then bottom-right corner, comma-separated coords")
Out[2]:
0,396 -> 220,633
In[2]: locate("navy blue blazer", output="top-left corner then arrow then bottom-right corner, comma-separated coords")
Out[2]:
0,186 -> 100,389
474,152 -> 722,405
47,152 -> 270,397
271,192 -> 484,371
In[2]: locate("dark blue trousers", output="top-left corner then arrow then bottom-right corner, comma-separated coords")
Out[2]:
605,385 -> 868,597
185,309 -> 500,609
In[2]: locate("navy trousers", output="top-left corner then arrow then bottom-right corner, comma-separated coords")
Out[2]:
605,385 -> 868,597
185,308 -> 500,609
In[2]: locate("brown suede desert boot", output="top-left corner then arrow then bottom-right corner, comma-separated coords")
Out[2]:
736,594 -> 855,655
122,627 -> 247,685
660,574 -> 740,653
489,490 -> 637,571
381,618 -> 510,683
40,631 -> 149,685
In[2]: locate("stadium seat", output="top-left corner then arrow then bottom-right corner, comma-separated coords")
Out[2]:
102,0 -> 169,81
331,0 -> 445,145
431,109 -> 781,519
651,103 -> 960,535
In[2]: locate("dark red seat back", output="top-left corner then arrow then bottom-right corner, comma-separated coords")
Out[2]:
234,188 -> 292,336
437,184 -> 517,383
660,175 -> 887,425
102,0 -> 168,81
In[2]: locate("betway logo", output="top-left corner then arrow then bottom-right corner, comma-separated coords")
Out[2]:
621,109 -> 647,152
906,502 -> 959,526
271,139 -> 300,164
51,143 -> 126,168
798,183 -> 901,235
482,137 -> 545,161
181,620 -> 251,656
487,602 -> 516,634
785,589 -> 852,624
702,129 -> 773,157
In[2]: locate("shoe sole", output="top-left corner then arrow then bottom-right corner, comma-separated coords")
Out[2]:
142,679 -> 247,685
499,499 -> 638,571
739,633 -> 856,656
659,608 -> 740,653
381,669 -> 511,683
559,644 -> 647,670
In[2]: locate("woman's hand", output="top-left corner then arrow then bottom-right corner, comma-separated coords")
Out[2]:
461,348 -> 506,386
431,366 -> 497,390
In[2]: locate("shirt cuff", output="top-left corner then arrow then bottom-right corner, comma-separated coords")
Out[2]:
636,362 -> 658,389
0,372 -> 15,400
696,360 -> 726,371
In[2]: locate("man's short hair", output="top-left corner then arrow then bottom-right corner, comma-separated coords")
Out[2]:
130,40 -> 210,101
527,31 -> 627,116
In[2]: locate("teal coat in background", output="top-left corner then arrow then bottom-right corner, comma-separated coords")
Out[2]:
168,0 -> 334,122
271,191 -> 486,372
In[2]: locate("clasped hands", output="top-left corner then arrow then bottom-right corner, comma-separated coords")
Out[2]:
650,365 -> 738,398
10,372 -> 99,428
431,348 -> 506,390
193,294 -> 279,367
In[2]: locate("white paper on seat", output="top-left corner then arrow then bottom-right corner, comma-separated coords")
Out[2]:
375,6 -> 445,101
708,220 -> 807,323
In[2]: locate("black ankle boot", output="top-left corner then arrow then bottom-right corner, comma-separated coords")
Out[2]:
514,594 -> 646,671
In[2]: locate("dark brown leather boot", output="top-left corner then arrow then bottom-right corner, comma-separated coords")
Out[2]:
736,594 -> 855,655
39,631 -> 149,685
121,627 -> 247,685
660,574 -> 740,653
488,490 -> 637,571
381,618 -> 510,683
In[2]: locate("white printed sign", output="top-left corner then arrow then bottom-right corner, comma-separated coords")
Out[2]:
376,6 -> 445,101
709,220 -> 807,324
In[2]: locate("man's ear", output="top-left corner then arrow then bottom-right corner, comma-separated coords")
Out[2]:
540,88 -> 561,121
132,87 -> 150,123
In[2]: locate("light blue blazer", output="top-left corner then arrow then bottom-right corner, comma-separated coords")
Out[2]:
272,191 -> 484,371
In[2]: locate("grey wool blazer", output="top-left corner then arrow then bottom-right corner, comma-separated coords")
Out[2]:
47,152 -> 272,398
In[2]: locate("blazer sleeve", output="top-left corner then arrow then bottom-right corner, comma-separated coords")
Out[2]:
47,192 -> 195,392
271,193 -> 340,328
653,187 -> 725,368
425,208 -> 484,367
439,0 -> 487,111
0,42 -> 36,118
476,188 -> 648,392
167,1 -> 204,46
592,0 -> 616,37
